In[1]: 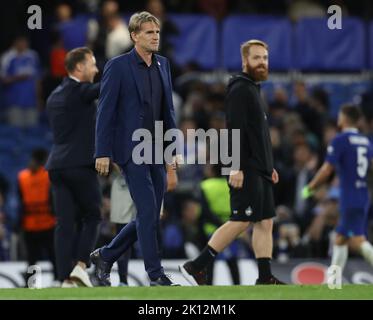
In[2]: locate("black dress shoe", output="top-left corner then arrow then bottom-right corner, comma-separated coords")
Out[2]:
179,261 -> 207,286
90,248 -> 112,287
150,274 -> 180,286
255,275 -> 286,285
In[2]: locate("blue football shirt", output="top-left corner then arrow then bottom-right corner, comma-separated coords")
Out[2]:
326,128 -> 373,211
1,49 -> 40,108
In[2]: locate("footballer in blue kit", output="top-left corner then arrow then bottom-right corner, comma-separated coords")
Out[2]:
302,104 -> 373,273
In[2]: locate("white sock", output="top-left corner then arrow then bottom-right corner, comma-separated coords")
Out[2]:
331,245 -> 348,272
360,241 -> 373,266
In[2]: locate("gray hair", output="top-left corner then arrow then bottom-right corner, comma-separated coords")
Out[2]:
128,11 -> 160,42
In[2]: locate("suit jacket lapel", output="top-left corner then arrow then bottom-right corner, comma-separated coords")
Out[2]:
129,49 -> 144,104
155,56 -> 171,109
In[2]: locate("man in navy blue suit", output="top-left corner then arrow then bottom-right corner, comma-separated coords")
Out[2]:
46,47 -> 101,287
91,11 -> 180,286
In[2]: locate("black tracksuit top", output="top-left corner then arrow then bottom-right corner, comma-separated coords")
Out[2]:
225,72 -> 274,181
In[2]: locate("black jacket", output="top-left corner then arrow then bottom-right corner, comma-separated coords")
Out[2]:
225,72 -> 274,181
45,77 -> 100,170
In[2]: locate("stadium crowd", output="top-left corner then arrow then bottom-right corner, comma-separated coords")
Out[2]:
0,0 -> 373,284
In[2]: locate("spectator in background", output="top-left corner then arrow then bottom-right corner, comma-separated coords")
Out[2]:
95,181 -> 115,250
56,3 -> 72,24
55,3 -> 89,51
200,164 -> 241,285
181,198 -> 206,255
0,35 -> 42,127
176,117 -> 206,196
182,83 -> 210,130
292,81 -> 322,139
146,0 -> 180,77
320,120 -> 338,159
161,197 -> 202,260
108,169 -> 137,286
105,13 -> 132,59
268,86 -> 290,127
88,0 -> 131,69
292,81 -> 328,143
305,186 -> 340,257
43,32 -> 68,100
270,126 -> 294,206
88,0 -> 119,56
273,205 -> 301,262
49,32 -> 68,80
17,149 -> 57,286
290,143 -> 318,233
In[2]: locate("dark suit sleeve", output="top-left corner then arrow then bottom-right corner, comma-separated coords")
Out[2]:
166,59 -> 176,130
79,82 -> 100,103
95,59 -> 121,158
164,59 -> 180,155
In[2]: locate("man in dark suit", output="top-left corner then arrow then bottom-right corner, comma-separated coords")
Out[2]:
91,11 -> 180,286
46,47 -> 101,288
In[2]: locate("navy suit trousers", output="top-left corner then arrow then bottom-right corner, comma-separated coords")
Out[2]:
101,160 -> 166,280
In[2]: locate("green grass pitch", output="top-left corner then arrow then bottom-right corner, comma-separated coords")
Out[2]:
0,285 -> 372,300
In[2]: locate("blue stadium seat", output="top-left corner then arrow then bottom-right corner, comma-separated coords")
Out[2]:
168,14 -> 218,70
294,18 -> 366,71
317,82 -> 348,118
21,126 -> 51,141
348,81 -> 370,100
222,15 -> 293,71
57,14 -> 90,50
0,139 -> 16,153
0,125 -> 22,140
20,136 -> 51,152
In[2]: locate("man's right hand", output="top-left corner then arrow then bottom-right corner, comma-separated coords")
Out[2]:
228,170 -> 244,189
95,157 -> 110,176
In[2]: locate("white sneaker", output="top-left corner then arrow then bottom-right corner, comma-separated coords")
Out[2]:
61,280 -> 78,288
51,280 -> 62,288
69,265 -> 93,287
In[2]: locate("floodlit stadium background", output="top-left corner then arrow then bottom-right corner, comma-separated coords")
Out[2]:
0,0 -> 373,288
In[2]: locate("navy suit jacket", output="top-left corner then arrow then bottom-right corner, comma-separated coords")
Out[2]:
95,48 -> 177,165
45,78 -> 100,170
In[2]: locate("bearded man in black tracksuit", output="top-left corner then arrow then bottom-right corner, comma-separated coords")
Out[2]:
179,40 -> 285,285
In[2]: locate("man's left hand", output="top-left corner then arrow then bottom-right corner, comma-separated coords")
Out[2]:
170,154 -> 184,170
166,167 -> 178,191
272,169 -> 279,184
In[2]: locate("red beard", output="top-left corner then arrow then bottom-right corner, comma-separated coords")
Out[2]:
248,65 -> 268,81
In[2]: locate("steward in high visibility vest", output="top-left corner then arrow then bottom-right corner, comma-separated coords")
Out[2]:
17,149 -> 57,285
199,164 -> 241,285
200,177 -> 231,236
18,167 -> 55,232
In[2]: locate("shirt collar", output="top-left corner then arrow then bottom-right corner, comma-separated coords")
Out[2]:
69,75 -> 80,83
343,127 -> 359,133
134,49 -> 156,66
